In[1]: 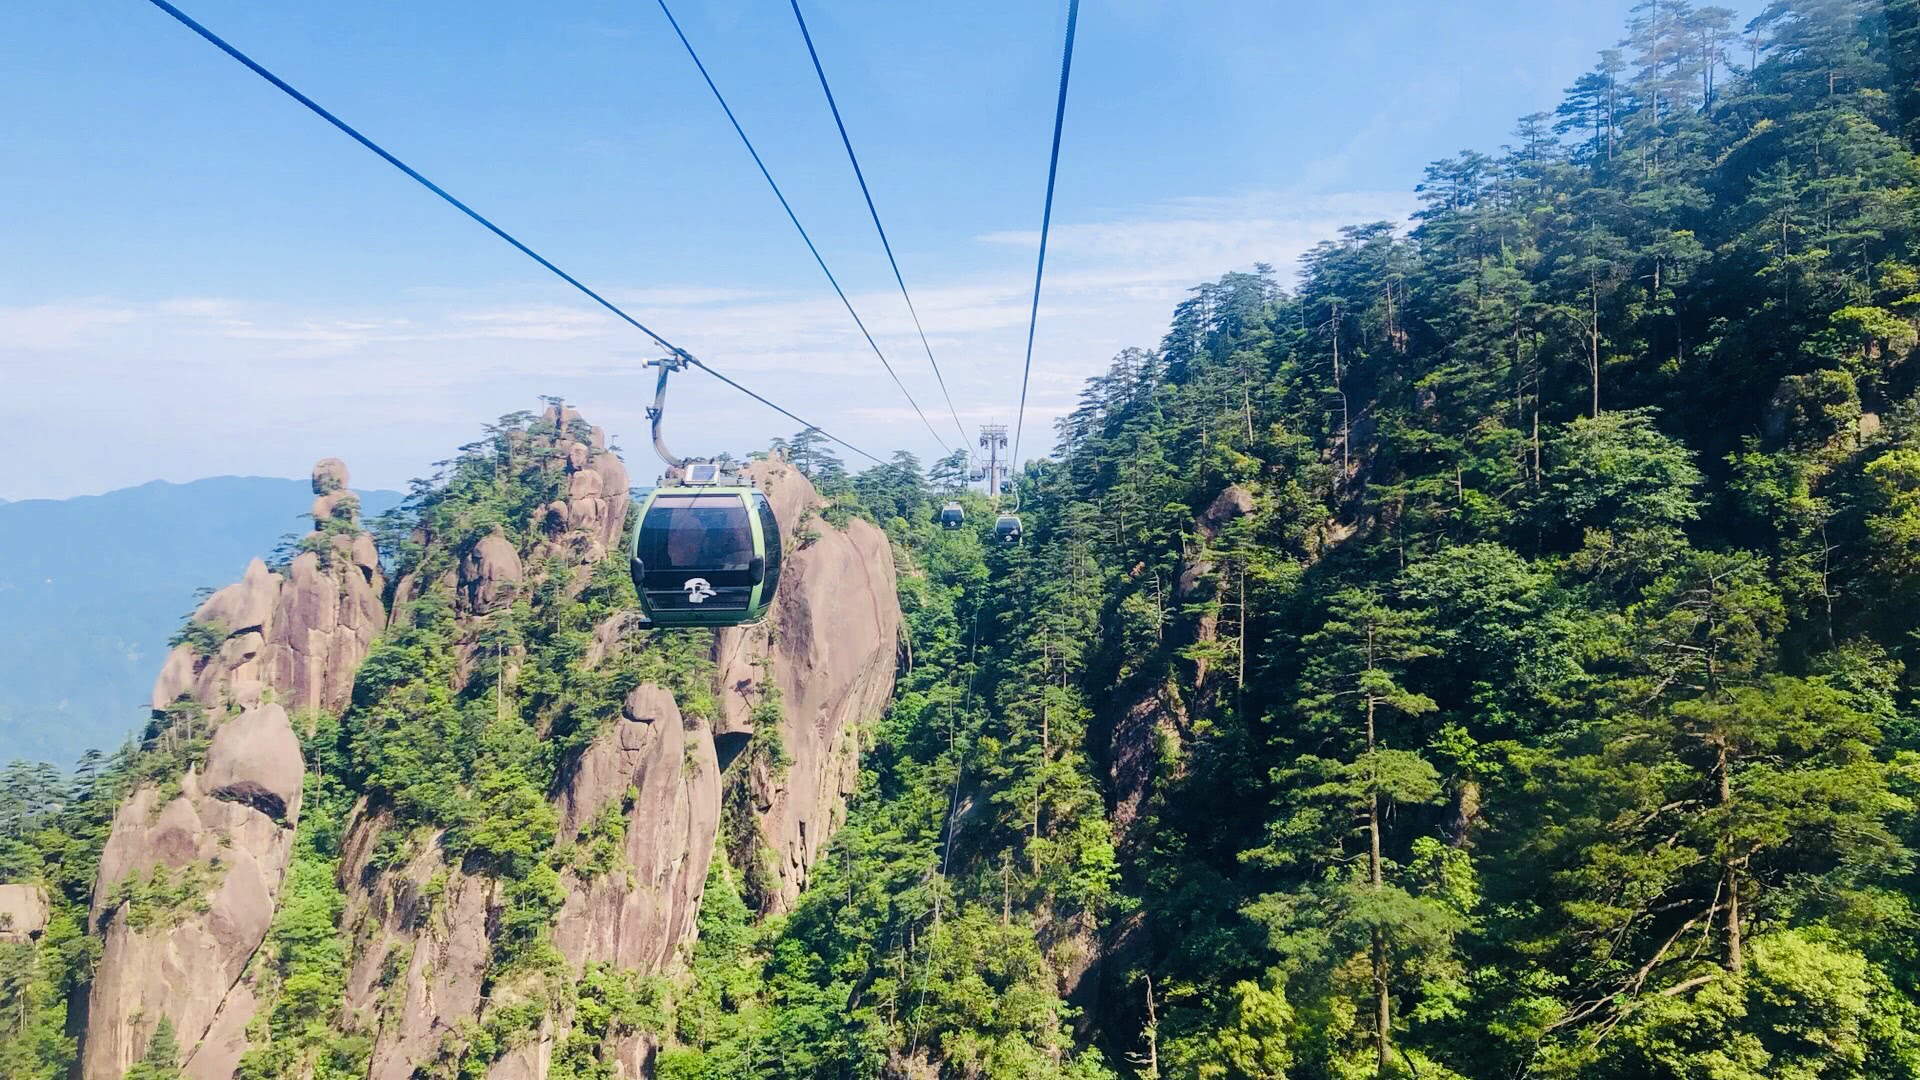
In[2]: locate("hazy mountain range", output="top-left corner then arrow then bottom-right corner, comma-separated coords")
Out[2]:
0,477 -> 400,766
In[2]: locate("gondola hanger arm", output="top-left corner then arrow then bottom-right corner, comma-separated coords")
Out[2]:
647,352 -> 694,471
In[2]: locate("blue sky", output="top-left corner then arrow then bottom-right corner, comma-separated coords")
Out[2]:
4,0 -> 1710,499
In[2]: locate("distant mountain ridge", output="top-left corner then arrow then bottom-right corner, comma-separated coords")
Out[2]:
0,476 -> 401,766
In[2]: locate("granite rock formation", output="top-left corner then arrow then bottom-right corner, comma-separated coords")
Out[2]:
80,460 -> 386,1080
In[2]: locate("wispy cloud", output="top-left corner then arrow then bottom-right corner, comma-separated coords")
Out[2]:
0,303 -> 139,349
9,188 -> 1413,499
445,307 -> 610,341
981,190 -> 1417,280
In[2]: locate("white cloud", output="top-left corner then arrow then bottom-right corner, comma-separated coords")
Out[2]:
980,190 -> 1418,284
0,303 -> 138,349
7,187 -> 1414,499
445,307 -> 610,341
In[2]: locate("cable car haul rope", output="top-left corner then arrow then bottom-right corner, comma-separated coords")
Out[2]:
137,0 -> 1083,621
1002,0 -> 1081,536
138,0 -> 877,469
655,0 -> 953,458
788,0 -> 968,448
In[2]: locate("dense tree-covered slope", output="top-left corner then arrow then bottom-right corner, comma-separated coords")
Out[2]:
687,1 -> 1920,1075
5,0 -> 1920,1077
0,478 -> 400,765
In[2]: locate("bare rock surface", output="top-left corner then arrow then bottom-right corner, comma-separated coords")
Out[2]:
1175,483 -> 1255,599
313,457 -> 350,494
196,557 -> 281,637
0,883 -> 48,939
183,978 -> 260,1080
1174,483 -> 1255,695
715,458 -> 901,910
540,403 -> 631,564
351,532 -> 381,581
267,546 -> 386,712
311,489 -> 359,527
151,465 -> 387,717
201,702 -> 303,823
337,821 -> 496,1080
460,531 -> 524,614
82,774 -> 297,1080
549,684 -> 721,975
1110,683 -> 1188,844
81,460 -> 386,1080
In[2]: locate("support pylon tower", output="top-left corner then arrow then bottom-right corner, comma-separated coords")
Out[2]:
976,424 -> 1009,499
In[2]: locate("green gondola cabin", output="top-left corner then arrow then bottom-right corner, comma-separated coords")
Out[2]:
630,466 -> 781,627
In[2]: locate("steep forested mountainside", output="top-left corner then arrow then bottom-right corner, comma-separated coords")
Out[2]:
0,478 -> 402,765
732,1 -> 1920,1075
4,1 -> 1920,1077
0,405 -> 902,1080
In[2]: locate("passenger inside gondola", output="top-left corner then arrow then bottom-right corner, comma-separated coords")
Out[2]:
696,510 -> 752,567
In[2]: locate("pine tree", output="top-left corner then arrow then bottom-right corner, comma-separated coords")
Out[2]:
125,1019 -> 181,1080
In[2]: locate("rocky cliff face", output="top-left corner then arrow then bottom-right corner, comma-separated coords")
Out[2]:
77,408 -> 901,1080
82,461 -> 387,1080
500,680 -> 723,1080
716,458 -> 902,911
84,719 -> 301,1080
1109,483 -> 1252,843
338,450 -> 895,1079
207,409 -> 891,1080
148,462 -> 385,719
550,683 -> 720,985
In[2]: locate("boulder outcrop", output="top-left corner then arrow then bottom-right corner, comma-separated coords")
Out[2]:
200,701 -> 304,823
460,531 -> 524,615
0,884 -> 48,940
150,461 -> 387,716
540,404 -> 630,565
80,707 -> 303,1080
312,457 -> 350,495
